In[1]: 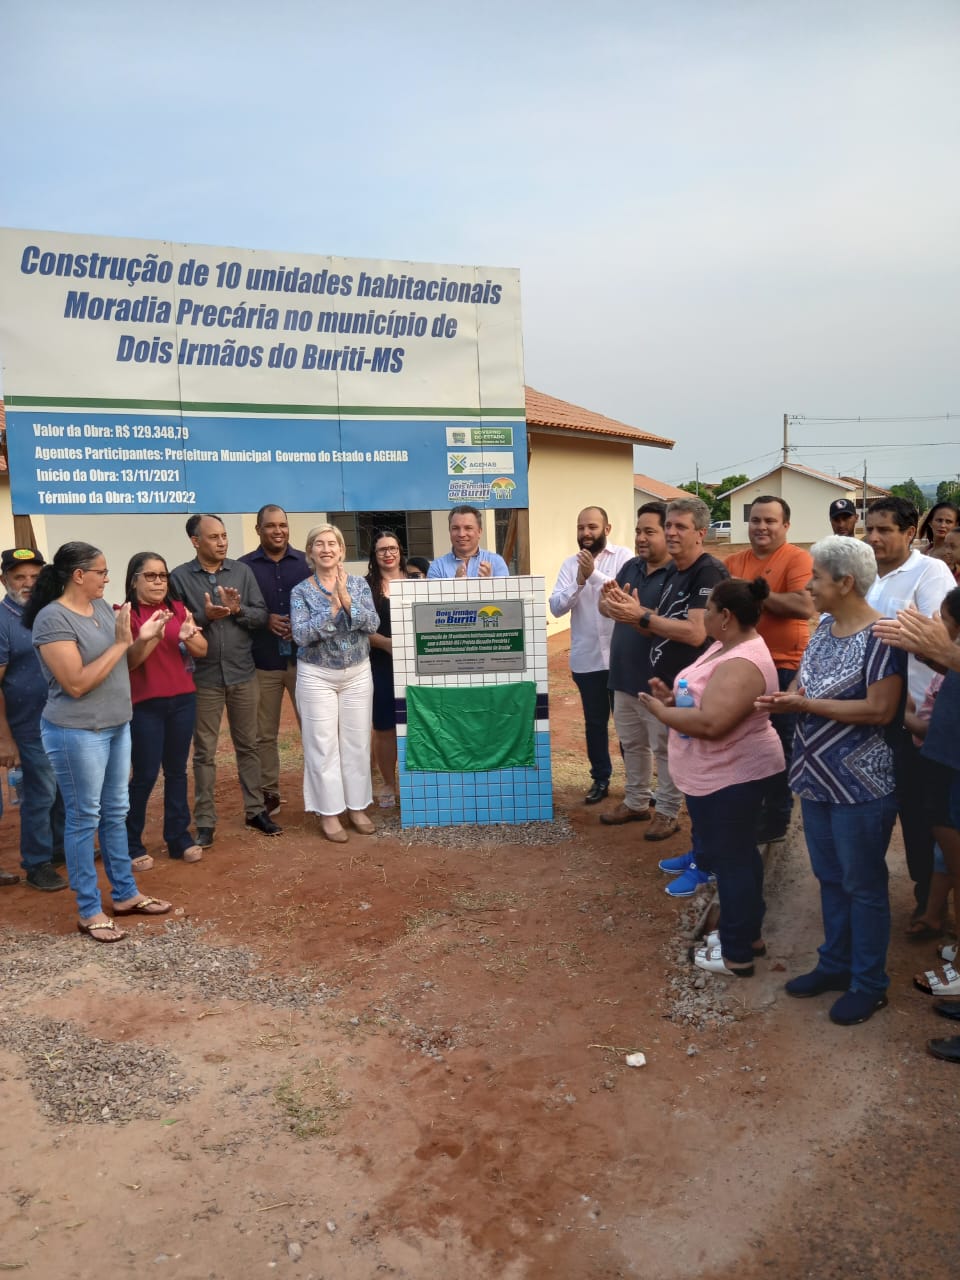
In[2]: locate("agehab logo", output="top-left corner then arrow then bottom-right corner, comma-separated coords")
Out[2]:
477,606 -> 503,628
448,453 -> 468,474
490,477 -> 516,501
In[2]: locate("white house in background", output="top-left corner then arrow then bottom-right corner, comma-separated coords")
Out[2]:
719,463 -> 862,545
633,473 -> 692,511
838,476 -> 893,523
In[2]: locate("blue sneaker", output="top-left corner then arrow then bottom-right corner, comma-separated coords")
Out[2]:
664,865 -> 714,898
658,850 -> 695,875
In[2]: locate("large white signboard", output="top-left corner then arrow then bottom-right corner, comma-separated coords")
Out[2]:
0,229 -> 526,514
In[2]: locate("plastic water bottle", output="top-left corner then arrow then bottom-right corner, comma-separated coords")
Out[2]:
675,679 -> 695,739
7,767 -> 23,807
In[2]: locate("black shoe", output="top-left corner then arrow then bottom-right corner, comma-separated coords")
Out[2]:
756,827 -> 788,844
263,791 -> 281,815
584,782 -> 609,805
195,827 -> 216,848
26,862 -> 68,893
829,990 -> 888,1026
933,1001 -> 960,1022
927,1035 -> 960,1063
784,968 -> 850,998
245,811 -> 282,836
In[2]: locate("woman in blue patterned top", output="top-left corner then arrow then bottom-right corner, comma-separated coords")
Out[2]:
759,536 -> 906,1026
291,524 -> 380,843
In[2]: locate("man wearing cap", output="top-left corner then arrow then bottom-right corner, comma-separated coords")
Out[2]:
0,548 -> 67,890
829,498 -> 858,537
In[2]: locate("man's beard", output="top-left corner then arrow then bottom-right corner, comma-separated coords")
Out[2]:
578,533 -> 607,554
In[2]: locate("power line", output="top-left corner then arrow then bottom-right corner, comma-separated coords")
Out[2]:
793,413 -> 958,424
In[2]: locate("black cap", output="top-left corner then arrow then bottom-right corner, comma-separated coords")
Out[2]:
1,548 -> 45,572
829,499 -> 856,518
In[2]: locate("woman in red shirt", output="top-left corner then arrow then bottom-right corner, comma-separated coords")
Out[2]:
124,553 -> 208,867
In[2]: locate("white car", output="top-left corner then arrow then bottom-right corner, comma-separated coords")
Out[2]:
706,520 -> 731,542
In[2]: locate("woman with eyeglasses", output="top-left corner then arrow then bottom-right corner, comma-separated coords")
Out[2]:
365,530 -> 409,807
123,552 -> 208,869
23,543 -> 173,943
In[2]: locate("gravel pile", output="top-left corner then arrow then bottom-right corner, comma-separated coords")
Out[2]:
0,1015 -> 193,1125
1,922 -> 340,1010
663,902 -> 740,1030
374,813 -> 575,848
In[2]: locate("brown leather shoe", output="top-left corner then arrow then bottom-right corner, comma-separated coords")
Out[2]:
643,812 -> 679,841
600,802 -> 652,826
0,867 -> 20,886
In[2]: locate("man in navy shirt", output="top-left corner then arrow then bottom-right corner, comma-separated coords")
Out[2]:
0,548 -> 66,890
239,505 -> 310,814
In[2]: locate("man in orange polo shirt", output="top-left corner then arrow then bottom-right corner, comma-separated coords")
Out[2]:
726,495 -> 814,842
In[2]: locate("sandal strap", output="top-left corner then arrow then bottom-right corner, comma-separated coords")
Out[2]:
85,920 -> 120,932
132,897 -> 162,909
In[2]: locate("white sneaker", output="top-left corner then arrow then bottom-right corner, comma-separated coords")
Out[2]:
693,943 -> 754,978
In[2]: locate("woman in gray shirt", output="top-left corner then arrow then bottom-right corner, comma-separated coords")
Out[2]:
25,542 -> 173,942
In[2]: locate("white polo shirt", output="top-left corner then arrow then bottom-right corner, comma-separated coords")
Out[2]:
866,549 -> 956,703
549,543 -> 633,673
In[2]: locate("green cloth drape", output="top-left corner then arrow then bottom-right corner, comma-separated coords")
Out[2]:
405,682 -> 537,772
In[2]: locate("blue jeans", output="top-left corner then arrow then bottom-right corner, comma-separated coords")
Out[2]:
40,719 -> 139,918
800,794 -> 898,995
687,779 -> 767,965
127,693 -> 197,858
571,669 -> 615,784
14,732 -> 65,872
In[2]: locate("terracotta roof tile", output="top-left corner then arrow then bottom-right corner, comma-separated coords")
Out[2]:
632,473 -> 691,501
525,386 -> 673,449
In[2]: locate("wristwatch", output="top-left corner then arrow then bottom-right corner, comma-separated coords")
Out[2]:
639,611 -> 653,629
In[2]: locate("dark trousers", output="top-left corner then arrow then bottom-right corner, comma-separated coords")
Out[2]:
127,693 -> 197,858
893,730 -> 934,913
759,666 -> 797,837
687,779 -> 767,965
572,669 -> 615,784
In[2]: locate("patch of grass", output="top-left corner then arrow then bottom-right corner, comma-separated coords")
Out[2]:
450,888 -> 526,912
273,1060 -> 349,1139
402,908 -> 448,936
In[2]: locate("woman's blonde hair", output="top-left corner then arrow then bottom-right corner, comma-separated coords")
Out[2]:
304,523 -> 346,569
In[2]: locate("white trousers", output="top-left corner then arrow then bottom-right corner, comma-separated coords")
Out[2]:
297,661 -> 373,815
613,690 -> 681,819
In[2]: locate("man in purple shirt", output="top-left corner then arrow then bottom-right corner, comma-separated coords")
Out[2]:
239,506 -> 310,814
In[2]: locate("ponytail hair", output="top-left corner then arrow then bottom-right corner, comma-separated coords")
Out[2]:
710,576 -> 770,629
22,542 -> 102,629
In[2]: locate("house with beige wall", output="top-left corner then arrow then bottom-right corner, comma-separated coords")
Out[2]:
0,391 -> 673,637
720,462 -> 860,545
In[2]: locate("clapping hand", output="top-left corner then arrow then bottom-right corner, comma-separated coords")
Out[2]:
139,608 -> 173,643
178,609 -> 200,643
114,601 -> 134,647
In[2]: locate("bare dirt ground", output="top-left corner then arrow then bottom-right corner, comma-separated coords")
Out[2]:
2,634 -> 959,1279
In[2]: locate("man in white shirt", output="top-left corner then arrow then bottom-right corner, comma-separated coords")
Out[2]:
864,497 -> 955,921
549,507 -> 632,803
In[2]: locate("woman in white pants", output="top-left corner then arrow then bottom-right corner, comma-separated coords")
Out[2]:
291,524 -> 380,842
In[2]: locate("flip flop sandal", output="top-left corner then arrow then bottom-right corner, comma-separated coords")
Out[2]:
905,921 -> 941,942
77,919 -> 127,943
914,964 -> 960,996
112,896 -> 172,917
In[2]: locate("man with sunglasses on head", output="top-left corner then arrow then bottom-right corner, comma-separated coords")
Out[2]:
0,548 -> 67,890
171,514 -> 280,847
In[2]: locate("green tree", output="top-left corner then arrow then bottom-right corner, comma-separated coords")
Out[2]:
709,474 -> 749,522
935,479 -> 960,505
890,477 -> 925,511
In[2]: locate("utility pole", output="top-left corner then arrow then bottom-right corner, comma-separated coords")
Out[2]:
695,463 -> 700,497
782,413 -> 789,465
862,458 -> 868,528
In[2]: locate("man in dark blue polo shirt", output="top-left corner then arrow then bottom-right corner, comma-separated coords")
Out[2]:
239,505 -> 310,814
0,547 -> 66,890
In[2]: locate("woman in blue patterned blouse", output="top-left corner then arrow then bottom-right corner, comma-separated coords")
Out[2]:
759,536 -> 906,1027
291,524 -> 380,842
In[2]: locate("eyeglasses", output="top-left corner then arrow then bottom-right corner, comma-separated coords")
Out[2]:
83,568 -> 109,577
139,572 -> 169,582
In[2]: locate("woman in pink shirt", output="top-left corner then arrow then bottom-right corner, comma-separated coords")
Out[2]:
124,553 -> 208,867
640,579 -> 784,977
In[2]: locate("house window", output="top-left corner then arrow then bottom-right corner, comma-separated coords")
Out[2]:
742,503 -> 752,522
326,511 -> 434,561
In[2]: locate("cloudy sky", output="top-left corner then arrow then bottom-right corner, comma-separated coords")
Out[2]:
3,0 -> 957,490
